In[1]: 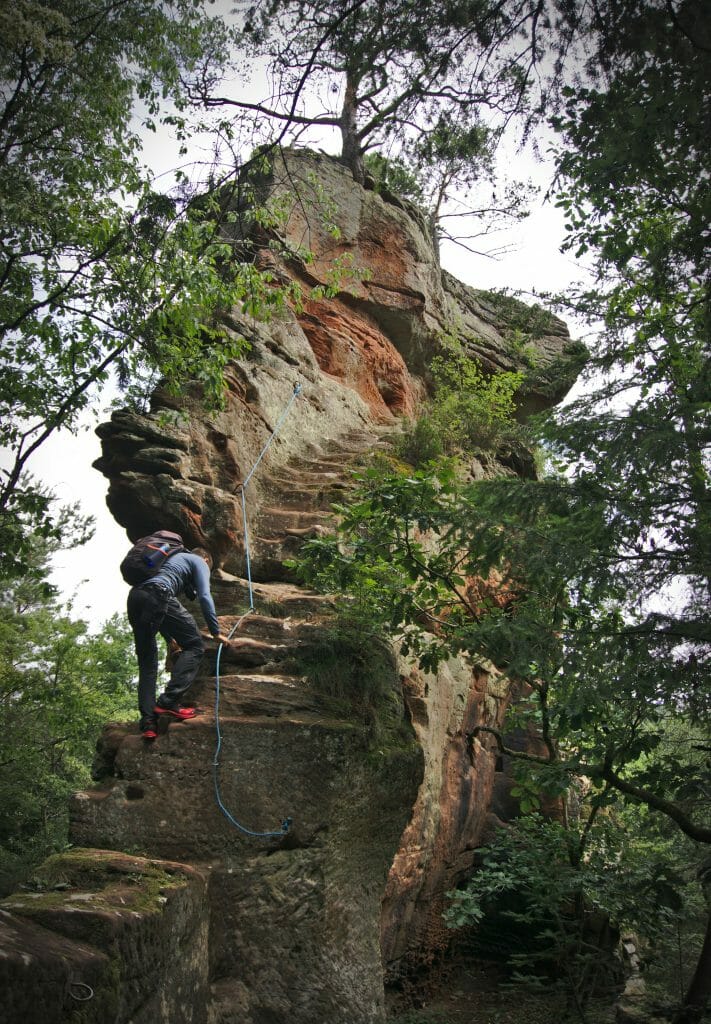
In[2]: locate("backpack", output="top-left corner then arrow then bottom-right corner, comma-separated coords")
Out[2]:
120,530 -> 185,585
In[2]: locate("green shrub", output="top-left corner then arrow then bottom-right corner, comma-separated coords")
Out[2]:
295,619 -> 397,711
477,288 -> 561,342
397,336 -> 525,468
394,415 -> 445,467
363,152 -> 425,202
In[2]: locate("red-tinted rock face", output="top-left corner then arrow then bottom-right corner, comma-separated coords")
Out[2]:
2,149 -> 584,1024
297,294 -> 418,418
381,655 -> 512,980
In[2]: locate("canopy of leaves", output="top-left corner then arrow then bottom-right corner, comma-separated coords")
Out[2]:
0,532 -> 136,893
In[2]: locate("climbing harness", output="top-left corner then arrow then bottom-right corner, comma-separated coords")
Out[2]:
212,382 -> 302,839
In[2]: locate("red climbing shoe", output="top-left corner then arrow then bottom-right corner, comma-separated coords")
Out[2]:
141,722 -> 158,740
154,704 -> 197,720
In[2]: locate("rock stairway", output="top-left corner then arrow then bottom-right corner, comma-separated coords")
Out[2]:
74,425 -> 400,862
242,426 -> 393,579
191,602 -> 331,724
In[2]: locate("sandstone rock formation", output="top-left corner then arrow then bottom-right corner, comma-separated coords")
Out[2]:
0,149 -> 584,1024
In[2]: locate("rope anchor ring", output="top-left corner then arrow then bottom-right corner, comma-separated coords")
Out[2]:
69,981 -> 94,1001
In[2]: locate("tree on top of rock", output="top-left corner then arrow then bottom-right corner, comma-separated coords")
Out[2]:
191,0 -> 576,210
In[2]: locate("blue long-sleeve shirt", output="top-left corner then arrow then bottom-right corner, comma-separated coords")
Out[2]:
148,552 -> 221,636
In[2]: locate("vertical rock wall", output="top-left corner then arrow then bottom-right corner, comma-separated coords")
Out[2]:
0,149 -> 583,1024
382,655 -> 512,982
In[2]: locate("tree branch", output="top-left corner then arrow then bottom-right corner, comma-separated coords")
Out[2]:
469,724 -> 553,764
600,762 -> 711,845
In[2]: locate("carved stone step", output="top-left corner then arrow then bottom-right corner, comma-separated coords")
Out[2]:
222,613 -> 323,642
259,483 -> 347,512
258,503 -> 331,519
256,506 -> 331,530
216,635 -> 294,668
194,674 -> 323,720
211,577 -> 335,619
263,468 -> 344,486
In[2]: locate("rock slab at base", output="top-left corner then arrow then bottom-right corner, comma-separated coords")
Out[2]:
0,850 -> 209,1024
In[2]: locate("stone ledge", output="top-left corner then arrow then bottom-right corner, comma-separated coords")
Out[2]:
0,850 -> 209,1024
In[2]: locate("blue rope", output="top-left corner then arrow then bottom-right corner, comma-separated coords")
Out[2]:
242,382 -> 303,490
212,382 -> 302,839
212,628 -> 292,839
240,486 -> 254,614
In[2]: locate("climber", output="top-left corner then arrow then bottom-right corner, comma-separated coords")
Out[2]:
127,546 -> 231,740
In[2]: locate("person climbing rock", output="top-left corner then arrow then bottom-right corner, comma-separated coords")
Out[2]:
127,545 -> 231,740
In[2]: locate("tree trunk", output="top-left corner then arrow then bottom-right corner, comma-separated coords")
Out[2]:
339,71 -> 364,185
672,905 -> 711,1024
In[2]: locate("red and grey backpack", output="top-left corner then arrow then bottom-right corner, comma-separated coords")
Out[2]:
120,530 -> 185,585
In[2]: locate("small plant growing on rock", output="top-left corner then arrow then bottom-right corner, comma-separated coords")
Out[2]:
396,335 -> 525,468
295,614 -> 396,712
477,288 -> 562,343
395,414 -> 445,467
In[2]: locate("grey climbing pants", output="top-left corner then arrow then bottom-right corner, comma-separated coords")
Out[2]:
127,584 -> 205,727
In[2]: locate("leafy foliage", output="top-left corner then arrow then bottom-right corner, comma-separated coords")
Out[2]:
445,813 -> 699,1021
294,620 -> 397,712
0,476 -> 94,587
363,153 -> 425,203
0,534 -> 136,893
285,538 -> 403,712
395,334 -> 525,468
430,340 -> 525,456
477,289 -> 564,347
0,1 -> 241,568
